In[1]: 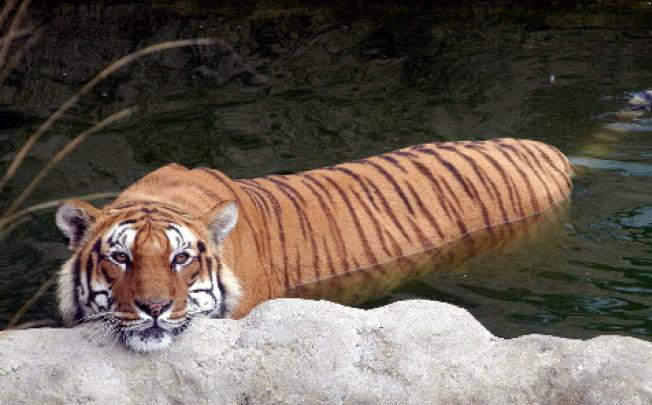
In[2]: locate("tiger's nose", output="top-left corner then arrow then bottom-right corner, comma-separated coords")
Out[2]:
134,299 -> 172,318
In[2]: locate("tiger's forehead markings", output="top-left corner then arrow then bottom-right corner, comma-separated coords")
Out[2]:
110,213 -> 195,232
106,222 -> 137,255
109,200 -> 190,216
165,224 -> 197,252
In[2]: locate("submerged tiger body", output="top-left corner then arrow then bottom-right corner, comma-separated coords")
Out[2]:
56,138 -> 572,351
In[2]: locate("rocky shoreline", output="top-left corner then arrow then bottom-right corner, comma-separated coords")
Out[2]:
1,299 -> 650,404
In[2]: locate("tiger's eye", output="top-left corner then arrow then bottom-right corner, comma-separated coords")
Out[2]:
111,252 -> 129,264
173,253 -> 190,265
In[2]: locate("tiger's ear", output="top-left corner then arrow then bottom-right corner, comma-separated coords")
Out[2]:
202,200 -> 238,244
55,200 -> 100,250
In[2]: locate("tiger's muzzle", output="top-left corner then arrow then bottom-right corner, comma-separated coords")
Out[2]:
118,298 -> 191,352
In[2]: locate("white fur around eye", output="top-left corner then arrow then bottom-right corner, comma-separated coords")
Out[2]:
107,250 -> 130,271
171,252 -> 194,271
105,223 -> 137,267
166,224 -> 198,267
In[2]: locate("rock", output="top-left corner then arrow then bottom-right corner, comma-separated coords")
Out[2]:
0,299 -> 650,404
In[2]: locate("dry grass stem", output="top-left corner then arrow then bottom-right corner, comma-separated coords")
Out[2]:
0,37 -> 242,197
1,106 -> 138,220
0,191 -> 119,233
7,318 -> 55,330
6,273 -> 55,329
0,215 -> 29,240
0,26 -> 33,46
0,0 -> 31,69
0,0 -> 18,31
0,27 -> 40,84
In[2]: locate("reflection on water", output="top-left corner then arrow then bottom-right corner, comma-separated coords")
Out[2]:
0,2 -> 651,339
570,157 -> 652,176
616,206 -> 652,230
288,203 -> 570,306
604,120 -> 652,133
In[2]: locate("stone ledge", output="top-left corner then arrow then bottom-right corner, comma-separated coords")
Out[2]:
1,299 -> 650,404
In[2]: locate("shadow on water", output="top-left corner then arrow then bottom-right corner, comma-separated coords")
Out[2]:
0,1 -> 651,339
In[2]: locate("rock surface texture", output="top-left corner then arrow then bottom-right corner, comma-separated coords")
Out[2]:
0,299 -> 650,404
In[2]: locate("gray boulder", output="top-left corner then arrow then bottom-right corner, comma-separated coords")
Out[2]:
0,299 -> 650,404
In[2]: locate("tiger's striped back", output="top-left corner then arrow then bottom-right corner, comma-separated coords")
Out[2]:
235,138 -> 571,293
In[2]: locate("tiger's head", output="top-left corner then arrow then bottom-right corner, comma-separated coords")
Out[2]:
55,199 -> 242,352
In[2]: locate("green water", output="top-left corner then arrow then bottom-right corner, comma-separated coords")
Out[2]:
0,2 -> 651,339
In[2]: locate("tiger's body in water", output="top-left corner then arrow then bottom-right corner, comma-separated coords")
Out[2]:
55,138 -> 572,351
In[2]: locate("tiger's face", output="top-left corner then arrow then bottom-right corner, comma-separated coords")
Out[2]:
55,199 -> 241,352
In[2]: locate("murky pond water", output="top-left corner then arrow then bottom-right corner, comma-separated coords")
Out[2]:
1,2 -> 651,339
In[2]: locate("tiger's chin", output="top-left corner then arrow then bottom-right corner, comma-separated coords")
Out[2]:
123,326 -> 173,352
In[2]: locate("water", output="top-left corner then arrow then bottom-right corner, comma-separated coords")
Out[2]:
0,2 -> 651,340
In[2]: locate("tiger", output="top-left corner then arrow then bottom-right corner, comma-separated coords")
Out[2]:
55,138 -> 572,352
